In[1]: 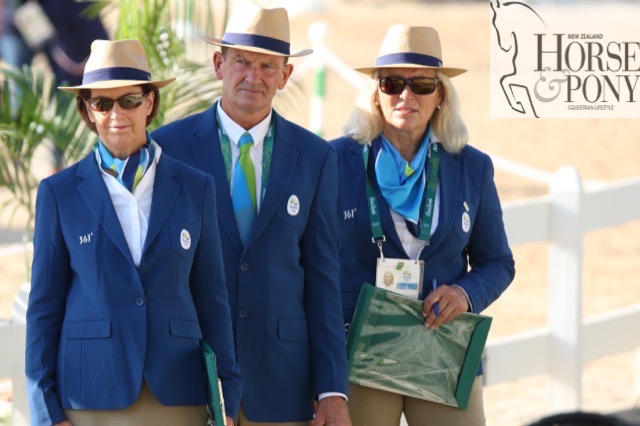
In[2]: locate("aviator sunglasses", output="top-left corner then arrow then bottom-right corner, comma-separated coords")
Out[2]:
378,77 -> 440,95
84,92 -> 149,112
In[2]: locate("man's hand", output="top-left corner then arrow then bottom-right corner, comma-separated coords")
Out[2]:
225,416 -> 235,426
311,395 -> 351,426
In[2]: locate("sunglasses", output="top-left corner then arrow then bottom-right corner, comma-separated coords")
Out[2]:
84,93 -> 149,112
378,77 -> 440,95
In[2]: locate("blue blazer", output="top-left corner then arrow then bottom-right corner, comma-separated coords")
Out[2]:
26,151 -> 242,425
330,136 -> 515,328
152,104 -> 349,422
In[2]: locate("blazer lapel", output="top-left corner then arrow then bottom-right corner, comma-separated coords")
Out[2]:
374,178 -> 406,256
191,103 -> 243,253
143,155 -> 180,253
347,140 -> 367,201
249,112 -> 298,247
421,149 -> 460,259
361,139 -> 406,256
76,154 -> 135,266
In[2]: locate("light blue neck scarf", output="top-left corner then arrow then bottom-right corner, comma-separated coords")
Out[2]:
375,126 -> 431,223
96,133 -> 154,192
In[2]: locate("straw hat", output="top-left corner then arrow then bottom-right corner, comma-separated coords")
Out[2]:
202,1 -> 312,58
354,25 -> 466,77
58,39 -> 176,93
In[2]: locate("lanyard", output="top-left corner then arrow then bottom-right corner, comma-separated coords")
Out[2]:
216,109 -> 274,204
362,138 -> 440,257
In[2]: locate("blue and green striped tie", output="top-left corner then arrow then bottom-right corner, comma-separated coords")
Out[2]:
232,132 -> 256,246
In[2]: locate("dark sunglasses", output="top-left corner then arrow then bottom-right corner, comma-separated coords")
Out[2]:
378,77 -> 440,95
84,93 -> 149,112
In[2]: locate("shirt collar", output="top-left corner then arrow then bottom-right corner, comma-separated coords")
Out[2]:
216,101 -> 271,147
94,134 -> 162,167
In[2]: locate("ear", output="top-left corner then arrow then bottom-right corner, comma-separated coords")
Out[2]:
277,63 -> 294,90
437,85 -> 445,106
87,106 -> 96,124
145,91 -> 155,116
213,51 -> 224,80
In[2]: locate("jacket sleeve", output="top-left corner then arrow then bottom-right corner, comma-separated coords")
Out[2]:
26,179 -> 70,425
190,175 -> 243,419
455,154 -> 515,313
301,147 -> 350,396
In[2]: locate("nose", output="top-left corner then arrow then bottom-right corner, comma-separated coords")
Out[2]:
109,101 -> 126,116
399,84 -> 414,99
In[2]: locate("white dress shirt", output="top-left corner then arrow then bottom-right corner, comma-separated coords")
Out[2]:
217,102 -> 271,210
96,145 -> 162,267
390,184 -> 440,260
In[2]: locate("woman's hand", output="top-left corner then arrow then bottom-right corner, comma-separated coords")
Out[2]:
422,284 -> 469,330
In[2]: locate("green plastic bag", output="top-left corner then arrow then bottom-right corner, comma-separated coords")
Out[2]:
346,284 -> 492,409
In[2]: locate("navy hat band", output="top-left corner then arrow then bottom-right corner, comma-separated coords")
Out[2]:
376,52 -> 443,68
82,67 -> 152,85
222,33 -> 290,55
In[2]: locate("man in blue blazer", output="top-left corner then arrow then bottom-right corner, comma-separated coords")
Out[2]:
152,2 -> 350,425
26,39 -> 241,425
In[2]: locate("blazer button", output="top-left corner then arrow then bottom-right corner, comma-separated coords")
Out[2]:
344,323 -> 351,333
240,263 -> 249,272
135,297 -> 145,307
238,309 -> 248,319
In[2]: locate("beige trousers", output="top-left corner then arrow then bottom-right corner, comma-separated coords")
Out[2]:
64,381 -> 208,426
348,376 -> 486,426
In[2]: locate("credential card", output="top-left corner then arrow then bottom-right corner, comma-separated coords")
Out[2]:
375,258 -> 424,300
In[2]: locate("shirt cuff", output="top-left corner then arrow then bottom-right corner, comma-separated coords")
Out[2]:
318,392 -> 348,401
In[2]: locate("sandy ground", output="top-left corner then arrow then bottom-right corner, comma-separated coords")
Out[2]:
1,1 -> 640,425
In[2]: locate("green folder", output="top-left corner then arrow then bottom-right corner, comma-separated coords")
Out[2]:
200,340 -> 227,426
345,284 -> 492,410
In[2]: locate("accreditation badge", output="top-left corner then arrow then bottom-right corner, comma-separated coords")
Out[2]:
375,257 -> 424,300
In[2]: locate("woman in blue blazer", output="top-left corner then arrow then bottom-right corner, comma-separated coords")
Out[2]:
330,26 -> 515,426
25,40 -> 241,426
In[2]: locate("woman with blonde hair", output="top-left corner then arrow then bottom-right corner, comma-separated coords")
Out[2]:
330,25 -> 515,426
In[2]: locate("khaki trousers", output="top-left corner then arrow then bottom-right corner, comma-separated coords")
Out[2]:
64,381 -> 208,426
348,376 -> 486,426
238,407 -> 309,426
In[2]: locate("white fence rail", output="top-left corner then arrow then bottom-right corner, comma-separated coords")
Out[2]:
302,22 -> 640,417
485,167 -> 640,414
2,24 -> 640,425
2,172 -> 639,424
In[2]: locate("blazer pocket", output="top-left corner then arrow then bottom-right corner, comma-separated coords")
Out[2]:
63,319 -> 111,339
170,319 -> 203,339
278,317 -> 309,341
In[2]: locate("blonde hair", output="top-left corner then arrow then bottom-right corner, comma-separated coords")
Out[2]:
342,71 -> 468,154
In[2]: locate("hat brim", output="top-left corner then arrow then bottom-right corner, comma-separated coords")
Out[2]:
354,64 -> 467,78
202,36 -> 312,58
58,77 -> 176,94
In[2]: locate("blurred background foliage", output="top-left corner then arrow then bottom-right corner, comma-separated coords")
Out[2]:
0,0 -> 301,236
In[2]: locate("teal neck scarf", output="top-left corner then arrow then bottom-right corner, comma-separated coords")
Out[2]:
374,126 -> 432,223
96,133 -> 154,192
